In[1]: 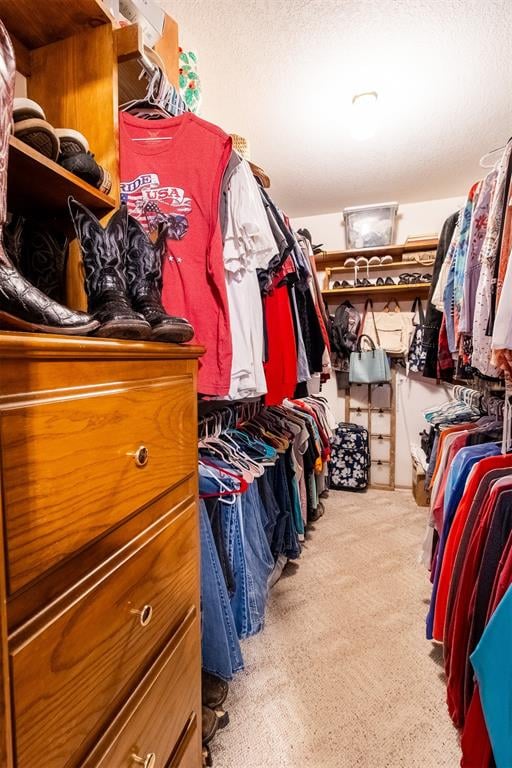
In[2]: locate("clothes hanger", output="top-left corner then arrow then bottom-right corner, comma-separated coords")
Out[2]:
120,50 -> 188,138
198,461 -> 238,504
480,144 -> 506,169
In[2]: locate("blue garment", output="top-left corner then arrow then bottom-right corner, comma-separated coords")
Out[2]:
443,249 -> 457,353
199,500 -> 244,680
470,585 -> 512,768
221,495 -> 251,639
240,482 -> 274,635
426,442 -> 500,639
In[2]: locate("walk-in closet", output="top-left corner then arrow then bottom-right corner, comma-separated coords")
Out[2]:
0,1 -> 510,767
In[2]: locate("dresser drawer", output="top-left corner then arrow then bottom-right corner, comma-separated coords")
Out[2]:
10,502 -> 199,768
1,375 -> 196,592
83,612 -> 201,768
167,715 -> 201,768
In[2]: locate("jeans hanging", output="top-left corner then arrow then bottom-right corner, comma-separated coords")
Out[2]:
199,500 -> 244,680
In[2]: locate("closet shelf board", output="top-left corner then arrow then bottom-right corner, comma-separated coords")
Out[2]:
7,136 -> 117,216
315,238 -> 438,268
325,259 -> 434,274
1,1 -> 114,49
322,283 -> 431,300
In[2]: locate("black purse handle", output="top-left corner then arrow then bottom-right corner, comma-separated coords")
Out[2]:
356,334 -> 377,355
411,297 -> 425,325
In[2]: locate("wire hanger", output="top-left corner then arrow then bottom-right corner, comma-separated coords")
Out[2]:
480,145 -> 506,168
120,46 -> 188,139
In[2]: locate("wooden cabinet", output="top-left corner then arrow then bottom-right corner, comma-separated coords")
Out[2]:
0,332 -> 204,767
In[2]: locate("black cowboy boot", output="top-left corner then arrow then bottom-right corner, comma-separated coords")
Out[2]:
3,215 -> 24,271
68,198 -> 152,340
125,215 -> 194,343
0,21 -> 99,336
20,222 -> 69,303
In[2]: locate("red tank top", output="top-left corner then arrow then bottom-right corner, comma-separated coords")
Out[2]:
119,111 -> 232,395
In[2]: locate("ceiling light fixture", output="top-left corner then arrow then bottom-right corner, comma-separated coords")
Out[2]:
351,91 -> 378,141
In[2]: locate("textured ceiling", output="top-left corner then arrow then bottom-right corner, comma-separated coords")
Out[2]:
158,0 -> 512,217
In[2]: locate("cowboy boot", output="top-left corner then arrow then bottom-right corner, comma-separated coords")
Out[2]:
0,21 -> 99,336
20,222 -> 69,303
3,214 -> 24,271
68,198 -> 152,340
125,215 -> 194,343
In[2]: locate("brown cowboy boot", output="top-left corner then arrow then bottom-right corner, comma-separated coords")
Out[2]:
0,19 -> 99,335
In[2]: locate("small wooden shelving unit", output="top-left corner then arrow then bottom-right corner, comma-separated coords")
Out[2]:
316,237 -> 437,302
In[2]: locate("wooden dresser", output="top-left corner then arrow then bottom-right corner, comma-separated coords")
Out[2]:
0,332 -> 203,768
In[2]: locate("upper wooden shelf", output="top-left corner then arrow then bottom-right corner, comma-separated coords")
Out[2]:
315,238 -> 438,268
325,258 -> 434,274
7,135 -> 116,216
2,0 -> 114,49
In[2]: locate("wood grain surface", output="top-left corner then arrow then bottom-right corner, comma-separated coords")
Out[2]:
2,375 -> 196,592
10,503 -> 199,768
167,715 -> 201,768
0,0 -> 112,49
82,612 -> 200,768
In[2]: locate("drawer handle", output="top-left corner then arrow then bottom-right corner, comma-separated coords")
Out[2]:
130,604 -> 153,627
132,753 -> 156,768
129,445 -> 149,468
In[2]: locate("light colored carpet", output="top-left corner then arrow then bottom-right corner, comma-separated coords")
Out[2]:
211,489 -> 460,768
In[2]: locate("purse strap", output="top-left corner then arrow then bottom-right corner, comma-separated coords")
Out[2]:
361,298 -> 381,347
383,298 -> 401,313
411,297 -> 425,325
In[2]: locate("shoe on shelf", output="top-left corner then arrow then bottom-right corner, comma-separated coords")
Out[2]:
55,128 -> 89,157
376,276 -> 385,286
385,276 -> 396,285
13,117 -> 60,160
368,255 -> 381,266
13,96 -> 45,122
381,254 -> 393,265
60,151 -> 112,194
356,256 -> 369,279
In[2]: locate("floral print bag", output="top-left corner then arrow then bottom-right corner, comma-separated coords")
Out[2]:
407,297 -> 427,374
329,422 -> 370,491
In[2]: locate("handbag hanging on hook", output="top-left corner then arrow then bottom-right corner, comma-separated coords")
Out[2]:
349,333 -> 391,384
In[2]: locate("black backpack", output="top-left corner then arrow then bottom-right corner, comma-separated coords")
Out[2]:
329,300 -> 361,360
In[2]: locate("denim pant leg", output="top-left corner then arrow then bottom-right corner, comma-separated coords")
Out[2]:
222,496 -> 251,640
257,469 -> 280,552
199,500 -> 244,680
205,496 -> 235,596
241,482 -> 275,635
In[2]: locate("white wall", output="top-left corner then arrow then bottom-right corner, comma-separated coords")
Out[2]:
293,196 -> 466,488
294,196 -> 465,251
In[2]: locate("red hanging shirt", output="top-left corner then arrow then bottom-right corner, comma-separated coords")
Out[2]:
119,111 -> 232,395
